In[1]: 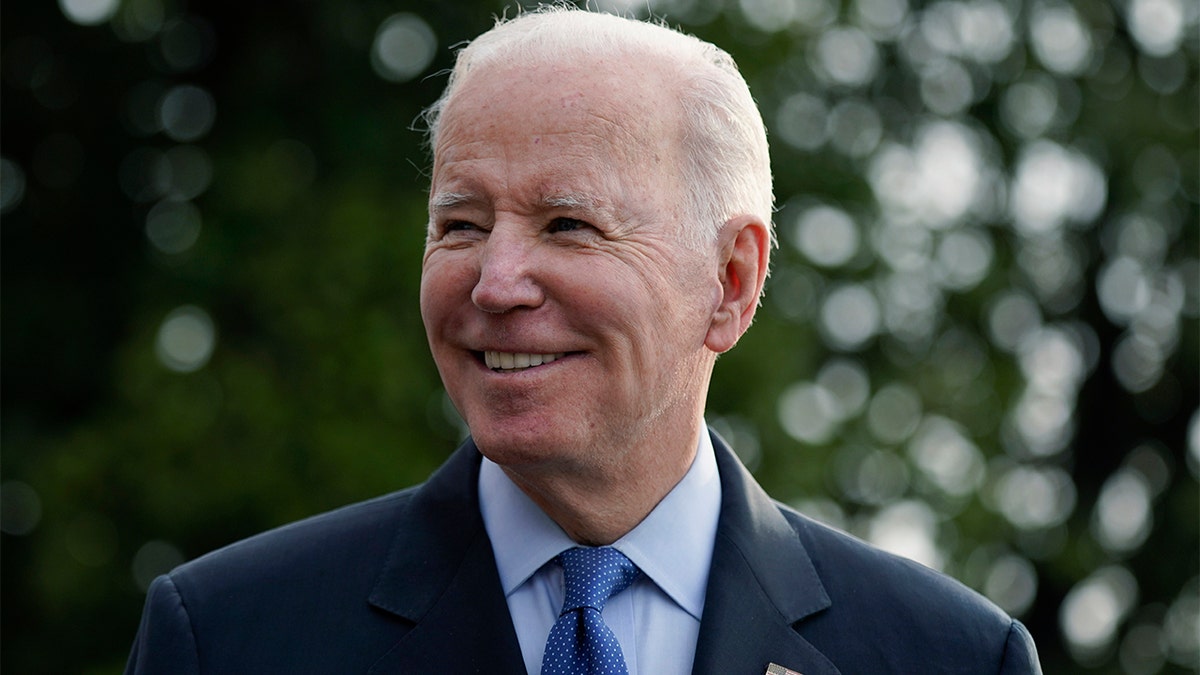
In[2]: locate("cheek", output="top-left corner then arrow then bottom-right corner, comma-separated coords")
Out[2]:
417,278 -> 440,333
645,274 -> 721,350
420,254 -> 479,323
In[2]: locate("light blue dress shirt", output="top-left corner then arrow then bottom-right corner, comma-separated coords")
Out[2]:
479,430 -> 722,675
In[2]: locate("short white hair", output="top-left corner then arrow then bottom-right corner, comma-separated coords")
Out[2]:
423,6 -> 775,250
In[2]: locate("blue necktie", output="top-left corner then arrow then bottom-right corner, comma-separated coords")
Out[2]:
540,546 -> 640,675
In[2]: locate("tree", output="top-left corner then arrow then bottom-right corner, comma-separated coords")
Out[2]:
2,1 -> 1196,672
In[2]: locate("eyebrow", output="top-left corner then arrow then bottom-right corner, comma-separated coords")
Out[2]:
429,191 -> 477,212
541,193 -> 599,210
428,190 -> 612,218
542,193 -> 619,225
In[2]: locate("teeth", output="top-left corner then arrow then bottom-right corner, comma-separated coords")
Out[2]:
484,351 -> 565,371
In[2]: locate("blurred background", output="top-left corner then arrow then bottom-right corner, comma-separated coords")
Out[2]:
1,0 -> 1196,672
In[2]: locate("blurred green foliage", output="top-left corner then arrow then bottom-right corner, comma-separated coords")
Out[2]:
2,1 -> 1197,673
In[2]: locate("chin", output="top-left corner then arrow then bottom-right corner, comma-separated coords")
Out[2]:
468,421 -> 583,470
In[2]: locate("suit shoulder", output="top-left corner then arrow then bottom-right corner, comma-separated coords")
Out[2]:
776,501 -> 1011,626
772,503 -> 1037,670
169,486 -> 421,593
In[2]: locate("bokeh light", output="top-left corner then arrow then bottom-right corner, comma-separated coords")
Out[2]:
827,98 -> 882,157
868,120 -> 989,229
776,93 -> 829,151
867,382 -> 922,445
1188,410 -> 1200,479
813,27 -> 880,87
145,199 -> 202,255
820,283 -> 881,351
985,291 -> 1041,353
1029,3 -> 1094,76
132,540 -> 185,592
1060,566 -> 1140,663
932,228 -> 992,291
0,157 -> 26,213
1000,74 -> 1062,139
1091,468 -> 1154,555
1126,0 -> 1186,56
853,0 -> 908,39
866,500 -> 943,570
370,13 -> 437,83
111,0 -> 167,42
815,358 -> 871,420
58,0 -> 119,26
0,481 -> 43,536
158,84 -> 216,142
791,204 -> 860,268
1010,141 -> 1107,235
155,305 -> 216,373
925,0 -> 1014,63
158,16 -> 216,72
983,553 -> 1039,616
990,464 -> 1076,530
3,1 -> 1196,672
908,416 -> 984,497
1163,577 -> 1200,667
918,57 -> 975,116
835,444 -> 910,505
779,380 -> 841,444
740,0 -> 802,32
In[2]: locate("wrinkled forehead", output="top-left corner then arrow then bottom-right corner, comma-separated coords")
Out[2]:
427,59 -> 695,238
433,57 -> 684,171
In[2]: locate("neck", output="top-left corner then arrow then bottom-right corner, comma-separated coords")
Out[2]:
500,423 -> 703,545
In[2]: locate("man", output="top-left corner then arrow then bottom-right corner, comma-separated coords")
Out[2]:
126,8 -> 1041,674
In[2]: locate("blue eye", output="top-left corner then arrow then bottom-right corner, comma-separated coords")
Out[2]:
549,217 -> 587,233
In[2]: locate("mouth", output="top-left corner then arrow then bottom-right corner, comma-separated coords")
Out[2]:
480,351 -> 567,372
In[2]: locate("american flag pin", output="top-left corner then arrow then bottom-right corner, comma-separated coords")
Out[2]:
766,664 -> 803,675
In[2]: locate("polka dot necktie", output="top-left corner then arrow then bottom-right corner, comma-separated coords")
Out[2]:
540,546 -> 641,675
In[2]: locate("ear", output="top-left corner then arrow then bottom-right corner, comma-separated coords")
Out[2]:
705,215 -> 770,354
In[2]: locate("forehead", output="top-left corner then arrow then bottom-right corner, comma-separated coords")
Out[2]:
431,59 -> 683,204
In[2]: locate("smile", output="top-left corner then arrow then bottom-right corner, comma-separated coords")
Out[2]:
483,351 -> 566,372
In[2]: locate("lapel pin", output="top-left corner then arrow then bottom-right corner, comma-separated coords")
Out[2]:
766,664 -> 803,675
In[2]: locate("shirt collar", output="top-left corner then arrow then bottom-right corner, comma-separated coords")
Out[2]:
479,429 -> 721,621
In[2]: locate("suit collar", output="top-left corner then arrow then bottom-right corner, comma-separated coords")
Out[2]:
366,439 -> 525,672
364,432 -> 838,675
693,431 -> 839,675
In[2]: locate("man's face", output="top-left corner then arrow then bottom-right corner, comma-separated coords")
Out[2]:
419,59 -> 723,473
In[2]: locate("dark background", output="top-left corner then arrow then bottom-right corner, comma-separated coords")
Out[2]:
2,1 -> 1197,673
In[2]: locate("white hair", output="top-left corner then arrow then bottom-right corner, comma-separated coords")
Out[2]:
422,6 -> 775,250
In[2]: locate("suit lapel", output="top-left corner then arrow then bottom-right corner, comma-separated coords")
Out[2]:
359,432 -> 839,674
693,432 -> 840,675
365,440 -> 526,673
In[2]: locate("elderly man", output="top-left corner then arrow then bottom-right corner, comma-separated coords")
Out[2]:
126,8 -> 1041,675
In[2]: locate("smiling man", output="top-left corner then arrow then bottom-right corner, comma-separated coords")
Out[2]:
126,8 -> 1041,675
419,30 -> 760,551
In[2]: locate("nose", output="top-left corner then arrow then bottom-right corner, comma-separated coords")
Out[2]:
471,226 -> 545,313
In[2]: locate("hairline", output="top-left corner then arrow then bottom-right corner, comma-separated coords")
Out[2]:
422,7 -> 775,253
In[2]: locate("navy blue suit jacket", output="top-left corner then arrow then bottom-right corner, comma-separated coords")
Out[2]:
126,432 -> 1042,674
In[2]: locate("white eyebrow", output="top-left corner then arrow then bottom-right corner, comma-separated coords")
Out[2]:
541,194 -> 597,210
429,191 -> 611,217
541,194 -> 618,222
429,191 -> 476,212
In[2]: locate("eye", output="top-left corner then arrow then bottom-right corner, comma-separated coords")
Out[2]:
548,217 -> 589,233
442,220 -> 481,234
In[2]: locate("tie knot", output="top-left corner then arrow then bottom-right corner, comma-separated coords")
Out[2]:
558,547 -> 639,614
